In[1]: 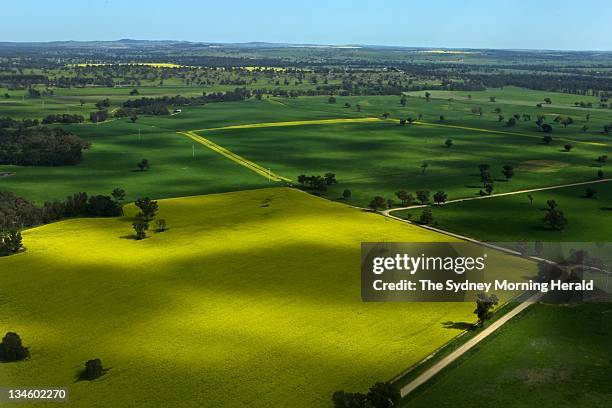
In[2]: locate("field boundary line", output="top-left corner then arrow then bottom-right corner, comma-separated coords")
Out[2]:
177,131 -> 291,182
412,121 -> 609,147
191,117 -> 382,132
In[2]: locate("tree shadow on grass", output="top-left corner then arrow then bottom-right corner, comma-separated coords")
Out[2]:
442,321 -> 474,330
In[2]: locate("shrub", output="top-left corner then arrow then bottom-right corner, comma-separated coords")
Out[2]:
82,358 -> 104,380
0,332 -> 29,362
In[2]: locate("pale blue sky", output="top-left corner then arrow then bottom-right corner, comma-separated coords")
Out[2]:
2,0 -> 611,50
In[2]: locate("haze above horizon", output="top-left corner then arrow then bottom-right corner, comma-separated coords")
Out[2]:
2,0 -> 612,51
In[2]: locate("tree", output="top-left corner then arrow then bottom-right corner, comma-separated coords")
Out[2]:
561,117 -> 573,128
597,170 -> 604,179
527,194 -> 534,205
420,162 -> 429,175
581,125 -> 588,133
474,293 -> 498,325
134,197 -> 158,221
419,208 -> 433,224
444,138 -> 453,147
506,117 -> 517,127
342,189 -> 351,200
544,97 -> 552,104
484,182 -> 494,195
400,96 -> 407,106
489,96 -> 496,102
0,230 -> 23,256
332,391 -> 366,408
129,88 -> 139,96
416,190 -> 430,204
137,159 -> 150,171
544,201 -> 567,231
585,187 -> 597,198
132,219 -> 149,240
596,155 -> 608,166
368,196 -> 386,211
324,172 -> 337,185
425,91 -> 431,101
439,115 -> 445,122
564,143 -> 573,152
501,165 -> 514,180
381,112 -> 390,119
297,174 -> 307,186
366,382 -> 401,408
433,191 -> 447,205
156,219 -> 167,232
82,359 -> 104,380
328,96 -> 336,104
541,123 -> 553,133
542,135 -> 553,144
129,114 -> 138,123
0,332 -> 29,362
112,188 -> 125,203
355,104 -> 361,112
395,190 -> 412,205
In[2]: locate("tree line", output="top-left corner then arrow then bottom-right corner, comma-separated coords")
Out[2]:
0,126 -> 89,166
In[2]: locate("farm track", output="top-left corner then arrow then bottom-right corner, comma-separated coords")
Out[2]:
177,130 -> 292,182
383,177 -> 612,215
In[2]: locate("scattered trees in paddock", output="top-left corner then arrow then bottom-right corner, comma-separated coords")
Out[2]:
155,219 -> 167,232
41,114 -> 84,124
137,159 -> 150,171
134,197 -> 158,222
333,381 -> 400,408
433,191 -> 447,205
368,196 -> 386,211
324,172 -> 337,185
297,173 -> 337,192
544,200 -> 568,231
132,219 -> 149,240
81,359 -> 104,380
90,110 -> 109,123
395,190 -> 414,205
0,332 -> 29,362
419,208 -> 434,225
595,155 -> 608,166
474,293 -> 499,326
584,188 -> 597,198
0,126 -> 90,166
502,165 -> 514,180
0,230 -> 22,256
416,190 -> 430,204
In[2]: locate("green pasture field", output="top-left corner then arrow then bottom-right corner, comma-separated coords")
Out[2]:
396,181 -> 612,243
402,303 -> 612,408
203,119 -> 608,207
0,187 -> 536,407
2,89 -> 610,205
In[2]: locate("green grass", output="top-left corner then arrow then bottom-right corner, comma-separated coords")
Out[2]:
399,181 -> 612,242
402,303 -> 612,408
0,187 -> 535,407
203,119 -> 607,206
